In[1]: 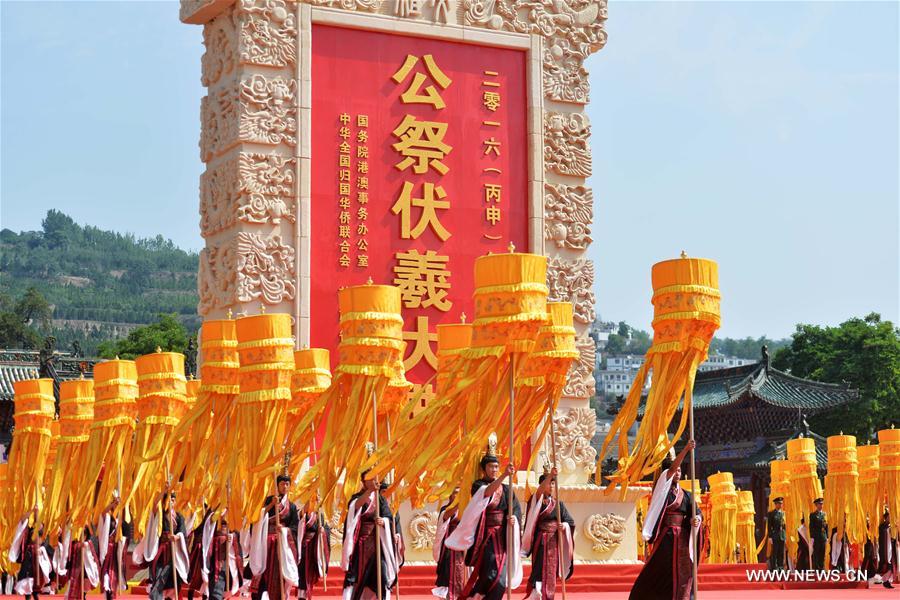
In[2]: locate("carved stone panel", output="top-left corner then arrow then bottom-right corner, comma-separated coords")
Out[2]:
563,335 -> 595,400
201,10 -> 237,87
546,257 -> 595,325
238,0 -> 297,68
198,243 -> 237,315
543,406 -> 597,476
584,513 -> 626,553
235,231 -> 297,305
544,112 -> 591,178
544,183 -> 592,251
408,510 -> 438,550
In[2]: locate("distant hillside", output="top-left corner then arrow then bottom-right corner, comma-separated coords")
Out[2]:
0,210 -> 200,354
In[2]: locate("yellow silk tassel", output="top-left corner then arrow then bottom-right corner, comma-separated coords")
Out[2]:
709,472 -> 738,564
857,444 -> 880,541
44,378 -> 94,544
599,257 -> 720,496
824,434 -> 865,545
787,437 -> 822,560
736,490 -> 756,563
284,348 -> 332,480
877,427 -> 900,538
769,459 -> 793,558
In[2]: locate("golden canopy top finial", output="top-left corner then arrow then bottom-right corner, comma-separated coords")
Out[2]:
188,373 -> 195,381
260,303 -> 266,314
840,430 -> 843,436
507,241 -> 516,253
227,308 -> 233,319
366,277 -> 373,285
460,312 -> 467,324
79,372 -> 84,380
115,355 -> 120,360
155,346 -> 162,354
680,250 -> 688,259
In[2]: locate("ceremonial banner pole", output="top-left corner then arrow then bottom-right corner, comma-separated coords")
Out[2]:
549,415 -> 566,600
689,405 -> 699,599
507,354 -> 515,600
274,446 -> 287,600
165,458 -> 180,600
372,391 -> 383,600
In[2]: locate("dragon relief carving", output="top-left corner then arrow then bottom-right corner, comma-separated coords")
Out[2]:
240,74 -> 298,147
238,195 -> 296,225
543,406 -> 596,475
563,335 -> 595,400
544,112 -> 591,178
201,10 -> 237,87
236,231 -> 296,305
408,511 -> 438,551
307,0 -> 378,12
198,244 -> 237,315
200,85 -> 239,161
543,37 -> 590,104
546,257 -> 595,325
238,0 -> 297,68
584,513 -> 626,554
544,183 -> 592,250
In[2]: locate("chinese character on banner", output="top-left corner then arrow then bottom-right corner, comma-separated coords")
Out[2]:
392,54 -> 452,109
393,249 -> 452,311
403,315 -> 438,370
393,116 -> 452,175
391,182 -> 451,241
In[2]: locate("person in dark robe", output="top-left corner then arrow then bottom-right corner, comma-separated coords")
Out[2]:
861,517 -> 879,582
796,517 -> 811,571
766,497 -> 786,571
808,498 -> 828,570
204,513 -> 242,600
829,527 -> 849,573
445,453 -> 522,600
432,488 -> 466,600
341,470 -> 398,600
97,498 -> 125,600
875,510 -> 895,589
296,500 -> 330,599
59,526 -> 99,600
628,440 -> 702,600
186,506 -> 212,600
133,491 -> 189,600
249,475 -> 299,600
522,467 -> 575,600
9,510 -> 52,600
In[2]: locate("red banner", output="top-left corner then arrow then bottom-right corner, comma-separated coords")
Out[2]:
310,25 -> 530,396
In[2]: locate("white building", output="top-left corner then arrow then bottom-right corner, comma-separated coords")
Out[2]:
698,354 -> 756,372
595,354 -> 651,397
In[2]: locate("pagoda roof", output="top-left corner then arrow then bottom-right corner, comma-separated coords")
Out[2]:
638,356 -> 857,416
731,430 -> 829,471
0,363 -> 40,403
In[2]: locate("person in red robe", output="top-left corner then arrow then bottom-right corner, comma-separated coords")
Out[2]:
97,498 -> 125,600
522,468 -> 574,600
341,470 -> 398,600
203,513 -> 242,600
432,488 -> 466,600
9,510 -> 52,600
445,454 -> 522,600
132,491 -> 190,600
249,475 -> 299,600
58,527 -> 99,600
296,500 -> 330,599
629,440 -> 702,600
186,507 -> 212,600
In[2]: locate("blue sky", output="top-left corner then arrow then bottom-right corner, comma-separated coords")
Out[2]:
2,1 -> 897,339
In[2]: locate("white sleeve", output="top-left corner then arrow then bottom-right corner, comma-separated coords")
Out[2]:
173,532 -> 191,581
341,499 -> 360,571
445,486 -> 491,552
278,526 -> 299,586
432,510 -> 450,562
8,516 -> 29,562
642,473 -> 674,542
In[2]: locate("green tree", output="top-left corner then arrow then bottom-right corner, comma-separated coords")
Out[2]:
97,313 -> 191,359
606,334 -> 626,354
0,288 -> 52,348
773,313 -> 900,439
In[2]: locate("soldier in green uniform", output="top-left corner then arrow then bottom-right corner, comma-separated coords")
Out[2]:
767,497 -> 786,570
808,497 -> 828,570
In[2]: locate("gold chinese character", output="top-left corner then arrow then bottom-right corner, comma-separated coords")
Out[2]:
357,207 -> 369,220
484,184 -> 502,203
339,211 -> 351,224
357,238 -> 369,251
393,249 -> 452,311
339,169 -> 351,182
393,116 -> 452,175
340,183 -> 350,195
340,141 -> 351,154
340,113 -> 351,125
391,182 -> 451,241
358,192 -> 369,204
339,240 -> 351,253
357,114 -> 369,127
485,206 -> 501,225
340,254 -> 350,267
357,223 -> 369,235
358,177 -> 369,190
339,197 -> 351,209
357,161 -> 368,174
339,225 -> 351,238
392,54 -> 452,109
357,146 -> 369,159
403,315 -> 438,370
339,126 -> 351,139
483,91 -> 500,112
357,254 -> 369,268
339,154 -> 351,167
483,137 -> 501,156
409,383 -> 435,414
357,130 -> 368,144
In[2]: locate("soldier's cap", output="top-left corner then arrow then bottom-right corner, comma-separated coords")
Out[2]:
813,497 -> 824,504
773,497 -> 784,503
